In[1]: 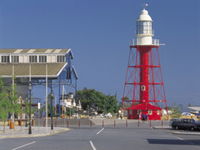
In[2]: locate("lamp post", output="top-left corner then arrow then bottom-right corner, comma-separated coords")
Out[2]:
28,81 -> 32,134
50,81 -> 54,130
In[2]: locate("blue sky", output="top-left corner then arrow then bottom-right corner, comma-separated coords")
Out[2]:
0,0 -> 199,106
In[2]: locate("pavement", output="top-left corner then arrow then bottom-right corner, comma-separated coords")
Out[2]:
153,125 -> 171,129
153,125 -> 200,135
0,121 -> 200,150
0,127 -> 200,150
0,126 -> 69,139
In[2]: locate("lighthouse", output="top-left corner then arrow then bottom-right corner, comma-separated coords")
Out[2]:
122,6 -> 168,120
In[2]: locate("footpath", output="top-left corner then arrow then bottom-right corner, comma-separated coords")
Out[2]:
0,126 -> 69,139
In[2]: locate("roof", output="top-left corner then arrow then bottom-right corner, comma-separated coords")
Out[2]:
127,103 -> 161,110
0,49 -> 70,54
137,9 -> 152,21
188,107 -> 200,111
0,63 -> 67,78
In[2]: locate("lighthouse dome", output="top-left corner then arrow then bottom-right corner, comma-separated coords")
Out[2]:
138,9 -> 152,21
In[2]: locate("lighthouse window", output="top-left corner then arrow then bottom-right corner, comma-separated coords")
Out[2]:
137,21 -> 152,34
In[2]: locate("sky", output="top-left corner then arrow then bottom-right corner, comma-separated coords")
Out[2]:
0,0 -> 199,106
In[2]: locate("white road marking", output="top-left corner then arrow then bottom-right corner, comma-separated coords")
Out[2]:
96,128 -> 104,135
176,137 -> 184,141
12,141 -> 36,150
89,140 -> 97,150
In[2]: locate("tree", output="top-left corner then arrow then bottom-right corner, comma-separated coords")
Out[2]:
104,95 -> 119,113
168,106 -> 181,118
75,88 -> 119,114
0,77 -> 21,128
7,84 -> 21,124
0,79 -> 9,132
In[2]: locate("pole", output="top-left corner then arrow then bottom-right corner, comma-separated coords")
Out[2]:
50,80 -> 54,130
58,77 -> 61,115
45,64 -> 48,128
28,64 -> 32,134
11,64 -> 15,129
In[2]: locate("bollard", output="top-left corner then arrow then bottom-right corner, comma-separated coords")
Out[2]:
32,120 -> 35,126
114,120 -> 116,128
161,120 -> 163,128
102,120 -> 104,128
149,120 -> 151,128
90,120 -> 92,128
126,120 -> 128,128
67,119 -> 69,128
55,119 -> 57,127
43,119 -> 45,127
78,119 -> 80,128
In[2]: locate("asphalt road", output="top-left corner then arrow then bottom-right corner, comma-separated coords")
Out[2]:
0,127 -> 200,150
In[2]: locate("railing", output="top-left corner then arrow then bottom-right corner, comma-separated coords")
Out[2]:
130,39 -> 160,46
152,39 -> 159,46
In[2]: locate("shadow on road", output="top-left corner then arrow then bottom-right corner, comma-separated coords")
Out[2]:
147,139 -> 200,146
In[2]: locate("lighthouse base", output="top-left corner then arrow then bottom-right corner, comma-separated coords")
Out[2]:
127,103 -> 162,120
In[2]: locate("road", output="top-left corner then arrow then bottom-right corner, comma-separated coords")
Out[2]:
0,127 -> 200,150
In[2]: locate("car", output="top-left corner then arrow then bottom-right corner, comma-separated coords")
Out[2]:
171,118 -> 200,131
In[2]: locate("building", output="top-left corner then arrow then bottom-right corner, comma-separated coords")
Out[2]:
122,6 -> 168,120
0,48 -> 78,114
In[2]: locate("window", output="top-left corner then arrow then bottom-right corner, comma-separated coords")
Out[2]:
11,56 -> 19,63
39,56 -> 47,63
29,55 -> 37,63
148,110 -> 152,115
1,56 -> 10,63
136,21 -> 152,35
57,55 -> 65,62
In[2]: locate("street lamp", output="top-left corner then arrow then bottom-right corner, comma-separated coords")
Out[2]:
28,81 -> 32,134
50,82 -> 54,130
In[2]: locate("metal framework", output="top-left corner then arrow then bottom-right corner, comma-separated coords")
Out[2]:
122,44 -> 168,120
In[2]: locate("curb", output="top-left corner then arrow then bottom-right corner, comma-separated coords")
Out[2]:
171,131 -> 200,135
0,128 -> 70,139
152,126 -> 171,129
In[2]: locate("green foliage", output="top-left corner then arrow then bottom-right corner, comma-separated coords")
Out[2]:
75,88 -> 119,114
23,99 -> 37,115
65,108 -> 76,116
7,84 -> 21,115
0,83 -> 9,122
168,106 -> 181,118
0,78 -> 21,122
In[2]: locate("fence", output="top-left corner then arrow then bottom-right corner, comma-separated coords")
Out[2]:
32,118 -> 170,129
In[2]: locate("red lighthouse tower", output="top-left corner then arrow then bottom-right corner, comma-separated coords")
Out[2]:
122,7 -> 168,120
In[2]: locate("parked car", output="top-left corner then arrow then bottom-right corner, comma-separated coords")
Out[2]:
170,118 -> 200,131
